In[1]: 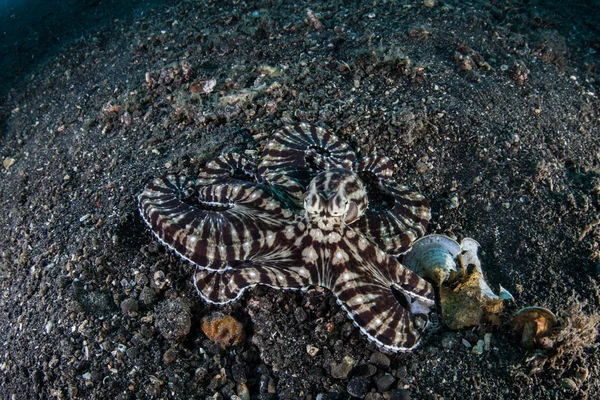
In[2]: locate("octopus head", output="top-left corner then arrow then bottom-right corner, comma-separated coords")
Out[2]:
304,169 -> 368,231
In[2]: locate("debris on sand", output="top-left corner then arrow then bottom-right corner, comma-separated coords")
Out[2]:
404,234 -> 513,330
518,297 -> 599,379
511,306 -> 557,348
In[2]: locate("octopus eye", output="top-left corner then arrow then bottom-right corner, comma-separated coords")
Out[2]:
344,200 -> 359,224
328,193 -> 347,216
304,192 -> 324,213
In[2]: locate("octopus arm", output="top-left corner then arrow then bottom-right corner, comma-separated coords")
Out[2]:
138,175 -> 296,271
257,123 -> 357,204
329,232 -> 435,351
193,261 -> 310,303
356,180 -> 431,255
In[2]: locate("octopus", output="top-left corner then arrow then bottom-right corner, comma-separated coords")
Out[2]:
138,123 -> 435,351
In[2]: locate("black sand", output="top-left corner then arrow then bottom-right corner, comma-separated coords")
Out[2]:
1,0 -> 599,398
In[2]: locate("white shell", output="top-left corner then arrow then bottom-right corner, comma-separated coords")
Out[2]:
403,234 -> 462,285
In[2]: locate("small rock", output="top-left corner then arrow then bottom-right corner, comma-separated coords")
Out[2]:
347,377 -> 369,398
423,0 -> 437,7
559,377 -> 579,391
237,382 -> 250,400
376,373 -> 395,392
3,157 -> 16,170
352,363 -> 377,378
464,332 -> 479,345
294,307 -> 308,323
441,335 -> 456,349
306,344 -> 320,357
120,298 -> 139,316
472,340 -> 485,355
331,356 -> 355,379
483,333 -> 492,351
369,352 -> 390,369
155,299 -> 191,340
139,286 -> 158,308
232,364 -> 247,383
387,389 -> 411,400
163,347 -> 177,365
153,270 -> 168,289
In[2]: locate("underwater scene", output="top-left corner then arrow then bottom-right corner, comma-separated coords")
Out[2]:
0,0 -> 599,398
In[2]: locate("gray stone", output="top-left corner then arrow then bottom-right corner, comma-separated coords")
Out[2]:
347,377 -> 369,398
369,352 -> 390,369
376,373 -> 395,392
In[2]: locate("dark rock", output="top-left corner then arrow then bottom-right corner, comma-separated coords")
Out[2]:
395,365 -> 408,379
232,363 -> 247,383
294,306 -> 308,323
139,286 -> 157,308
347,377 -> 369,398
341,322 -> 355,337
369,352 -> 390,369
352,363 -> 377,378
257,395 -> 278,400
376,373 -> 395,392
154,299 -> 191,341
163,347 -> 177,365
441,335 -> 457,349
388,389 -> 412,400
120,297 -> 138,316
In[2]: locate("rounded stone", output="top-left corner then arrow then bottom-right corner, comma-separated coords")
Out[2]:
120,297 -> 139,316
139,286 -> 158,308
347,377 -> 369,398
155,299 -> 191,340
369,352 -> 390,369
376,373 -> 395,392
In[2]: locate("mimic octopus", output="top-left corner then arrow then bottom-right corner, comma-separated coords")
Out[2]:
138,123 -> 435,351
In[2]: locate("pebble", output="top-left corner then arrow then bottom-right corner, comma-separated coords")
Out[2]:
331,355 -> 355,379
120,297 -> 139,316
139,286 -> 158,308
472,340 -> 485,355
232,364 -> 247,383
306,344 -> 320,357
376,373 -> 395,392
347,377 -> 369,398
155,299 -> 191,340
387,389 -> 412,400
163,347 -> 177,365
559,377 -> 579,391
236,383 -> 250,400
484,333 -> 492,351
294,307 -> 308,323
369,352 -> 390,369
352,363 -> 377,378
441,335 -> 456,349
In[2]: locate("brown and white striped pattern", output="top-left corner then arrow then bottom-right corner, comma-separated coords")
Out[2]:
257,123 -> 356,204
139,124 -> 434,351
354,154 -> 430,255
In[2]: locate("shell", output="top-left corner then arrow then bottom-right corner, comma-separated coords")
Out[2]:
403,234 -> 463,286
511,306 -> 557,348
404,234 -> 514,330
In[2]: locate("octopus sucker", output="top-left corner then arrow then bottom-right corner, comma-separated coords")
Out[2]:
139,123 -> 434,351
